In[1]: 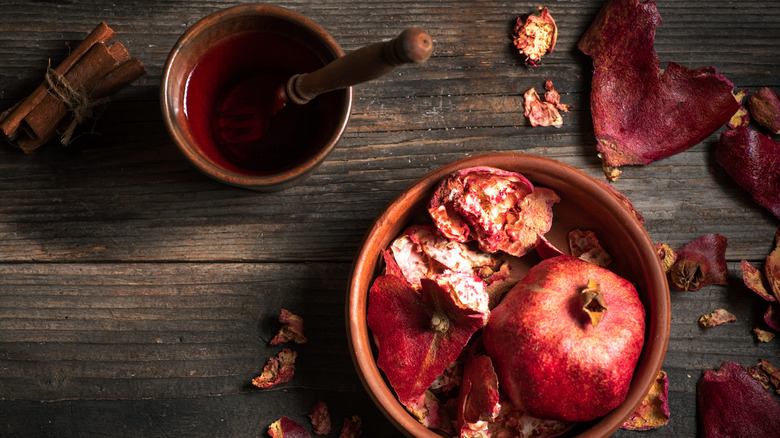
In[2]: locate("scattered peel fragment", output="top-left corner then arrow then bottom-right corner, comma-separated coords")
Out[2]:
741,259 -> 776,302
367,272 -> 486,406
655,243 -> 677,274
523,79 -> 572,128
268,416 -> 311,438
578,0 -> 739,171
338,415 -> 362,438
748,87 -> 780,134
716,126 -> 780,219
765,305 -> 780,332
487,395 -> 573,437
758,359 -> 780,392
308,402 -> 331,436
511,6 -> 557,67
405,390 -> 442,429
766,229 -> 780,300
568,229 -> 612,268
753,327 -> 775,343
270,309 -> 307,345
456,354 -> 501,436
621,370 -> 669,431
697,362 -> 780,438
699,308 -> 737,328
252,348 -> 297,389
669,233 -> 728,291
428,167 -> 559,258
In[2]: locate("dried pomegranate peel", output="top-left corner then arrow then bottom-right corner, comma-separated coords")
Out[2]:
252,348 -> 297,389
268,416 -> 310,438
697,362 -> 780,438
308,402 -> 331,436
621,369 -> 669,431
270,309 -> 307,345
728,89 -> 751,129
456,354 -> 501,436
511,6 -> 558,67
578,0 -> 739,171
748,87 -> 780,134
367,271 -> 487,406
428,167 -> 559,257
669,234 -> 728,291
716,126 -> 780,219
699,308 -> 737,328
338,415 -> 362,438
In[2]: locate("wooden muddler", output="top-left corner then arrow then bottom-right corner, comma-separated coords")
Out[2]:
0,22 -> 146,153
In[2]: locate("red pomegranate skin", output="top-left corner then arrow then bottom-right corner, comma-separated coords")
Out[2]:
483,255 -> 645,422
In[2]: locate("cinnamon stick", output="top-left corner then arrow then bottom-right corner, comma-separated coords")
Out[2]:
0,22 -> 146,153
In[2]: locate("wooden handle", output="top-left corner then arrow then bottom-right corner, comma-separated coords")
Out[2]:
285,27 -> 433,105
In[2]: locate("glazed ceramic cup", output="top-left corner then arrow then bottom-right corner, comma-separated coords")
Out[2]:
347,153 -> 670,437
161,5 -> 352,191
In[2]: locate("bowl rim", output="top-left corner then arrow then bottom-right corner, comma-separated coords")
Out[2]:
160,4 -> 353,191
346,152 -> 671,437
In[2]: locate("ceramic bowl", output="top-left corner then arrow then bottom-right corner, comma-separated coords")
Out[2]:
161,5 -> 352,191
347,152 -> 670,437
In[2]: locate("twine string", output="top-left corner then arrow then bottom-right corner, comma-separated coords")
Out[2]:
44,63 -> 109,145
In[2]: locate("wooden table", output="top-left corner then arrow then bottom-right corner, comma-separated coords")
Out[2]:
0,1 -> 778,436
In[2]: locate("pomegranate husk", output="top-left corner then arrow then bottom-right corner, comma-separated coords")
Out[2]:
766,229 -> 780,300
655,242 -> 677,274
697,362 -> 780,438
621,370 -> 669,430
270,309 -> 307,345
308,402 -> 331,436
252,348 -> 297,389
669,234 -> 728,291
338,415 -> 362,438
428,167 -> 559,257
753,328 -> 775,343
511,6 -> 558,67
268,416 -> 310,438
727,89 -> 751,129
483,255 -> 645,422
568,229 -> 612,268
367,271 -> 487,406
699,308 -> 737,327
748,87 -> 780,134
741,260 -> 776,302
456,354 -> 501,435
578,0 -> 739,169
716,126 -> 780,219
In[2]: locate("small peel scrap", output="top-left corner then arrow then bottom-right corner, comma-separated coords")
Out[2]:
268,416 -> 310,438
699,308 -> 737,328
716,126 -> 780,219
523,79 -> 572,128
252,348 -> 297,389
270,309 -> 307,345
568,229 -> 612,268
698,362 -> 780,438
428,167 -> 559,258
511,7 -> 557,67
741,229 -> 780,332
578,0 -> 739,172
669,233 -> 728,292
308,402 -> 331,436
621,369 -> 669,430
728,89 -> 751,129
338,415 -> 362,438
748,87 -> 780,134
456,354 -> 501,437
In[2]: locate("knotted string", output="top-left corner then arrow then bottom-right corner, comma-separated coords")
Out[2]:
44,62 -> 109,145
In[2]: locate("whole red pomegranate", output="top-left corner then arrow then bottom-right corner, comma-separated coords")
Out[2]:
483,255 -> 645,422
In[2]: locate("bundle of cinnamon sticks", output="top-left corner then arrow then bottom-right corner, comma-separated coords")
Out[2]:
0,22 -> 146,153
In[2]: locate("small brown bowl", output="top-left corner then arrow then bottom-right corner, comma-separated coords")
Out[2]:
161,5 -> 352,191
347,153 -> 670,437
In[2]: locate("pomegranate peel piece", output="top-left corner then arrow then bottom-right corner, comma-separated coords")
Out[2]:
456,354 -> 501,436
405,390 -> 442,429
758,359 -> 780,391
511,6 -> 558,67
338,415 -> 362,438
524,87 -> 563,128
748,87 -> 780,134
698,362 -> 780,437
578,0 -> 739,170
568,229 -> 612,268
766,229 -> 780,300
428,167 -> 558,258
367,273 -> 487,406
699,308 -> 737,328
270,309 -> 307,345
728,89 -> 751,129
753,328 -> 775,343
252,348 -> 297,389
716,126 -> 780,219
308,402 -> 331,435
669,234 -> 728,291
741,260 -> 776,302
621,369 -> 669,430
765,305 -> 780,332
268,416 -> 310,438
655,242 -> 677,273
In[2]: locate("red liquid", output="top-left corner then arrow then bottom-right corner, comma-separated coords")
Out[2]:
183,31 -> 341,174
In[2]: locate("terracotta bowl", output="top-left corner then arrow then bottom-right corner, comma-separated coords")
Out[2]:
161,5 -> 352,191
347,153 -> 670,437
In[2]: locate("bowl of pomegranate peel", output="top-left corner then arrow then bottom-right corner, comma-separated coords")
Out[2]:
347,153 -> 670,437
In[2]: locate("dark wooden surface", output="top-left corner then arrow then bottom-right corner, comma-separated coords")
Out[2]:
0,1 -> 778,437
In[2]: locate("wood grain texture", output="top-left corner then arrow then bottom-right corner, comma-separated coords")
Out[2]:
0,0 -> 778,436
